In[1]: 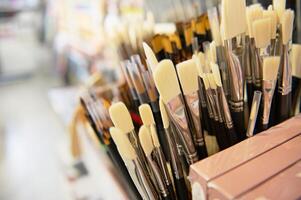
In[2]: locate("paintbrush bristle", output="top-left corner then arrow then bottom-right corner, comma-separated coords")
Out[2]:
253,18 -> 272,48
139,104 -> 155,126
202,74 -> 210,90
143,42 -> 158,72
291,44 -> 301,78
208,7 -> 222,46
246,5 -> 263,38
111,127 -> 137,160
263,56 -> 280,81
210,41 -> 217,64
221,0 -> 247,40
281,9 -> 294,45
196,52 -> 206,76
139,125 -> 154,156
109,102 -> 134,133
263,10 -> 278,39
273,0 -> 286,23
208,73 -> 217,90
211,63 -> 223,87
150,125 -> 160,148
159,98 -> 170,129
153,59 -> 181,103
177,59 -> 199,95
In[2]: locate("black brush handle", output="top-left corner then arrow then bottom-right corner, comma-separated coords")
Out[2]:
208,117 -> 216,136
167,184 -> 176,200
202,106 -> 212,134
247,82 -> 254,111
231,111 -> 246,141
260,123 -> 269,132
227,126 -> 238,146
162,194 -> 173,200
196,143 -> 208,159
174,177 -> 189,200
214,121 -> 229,150
277,92 -> 291,123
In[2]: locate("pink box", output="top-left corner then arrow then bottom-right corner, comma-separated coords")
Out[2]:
189,114 -> 301,199
208,135 -> 301,199
240,160 -> 301,200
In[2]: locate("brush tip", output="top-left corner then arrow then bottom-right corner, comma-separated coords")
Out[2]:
281,9 -> 294,44
139,125 -> 154,156
139,104 -> 155,126
177,59 -> 199,95
208,73 -> 217,89
253,18 -> 271,48
159,98 -> 170,129
263,56 -> 280,81
153,59 -> 181,103
211,63 -> 223,87
291,44 -> 301,78
109,102 -> 134,133
150,125 -> 160,148
143,42 -> 158,72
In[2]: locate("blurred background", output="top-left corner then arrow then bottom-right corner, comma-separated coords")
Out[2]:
0,0 -> 299,200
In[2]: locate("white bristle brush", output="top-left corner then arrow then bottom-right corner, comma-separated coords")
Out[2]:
273,0 -> 286,24
143,42 -> 158,73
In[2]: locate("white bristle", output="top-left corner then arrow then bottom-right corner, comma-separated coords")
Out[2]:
291,44 -> 301,78
139,104 -> 155,126
221,0 -> 247,40
202,74 -> 210,90
263,10 -> 278,39
109,102 -> 134,133
268,5 -> 273,11
253,18 -> 272,48
208,73 -> 217,90
114,129 -> 137,160
109,127 -> 124,146
143,42 -> 158,72
281,10 -> 294,45
139,125 -> 154,156
210,63 -> 223,87
153,59 -> 181,103
159,98 -> 170,129
210,41 -> 217,63
273,0 -> 286,23
263,56 -> 280,81
246,5 -> 263,38
150,125 -> 160,148
177,59 -> 199,95
208,7 -> 222,46
195,52 -> 206,76
154,23 -> 176,35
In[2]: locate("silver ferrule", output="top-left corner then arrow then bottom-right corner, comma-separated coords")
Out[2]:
198,77 -> 208,107
166,94 -> 198,164
250,38 -> 257,85
133,158 -> 159,200
244,36 -> 252,83
205,89 -> 215,119
246,91 -> 262,137
184,91 -> 205,146
165,126 -> 183,179
262,80 -> 277,124
278,44 -> 292,95
211,89 -> 224,123
224,38 -> 244,103
154,146 -> 172,186
206,89 -> 219,121
216,45 -> 230,97
146,153 -> 168,197
217,86 -> 234,129
253,48 -> 262,88
270,38 -> 277,56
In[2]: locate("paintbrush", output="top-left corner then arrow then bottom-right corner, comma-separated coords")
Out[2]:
221,0 -> 247,140
263,7 -> 278,56
153,59 -> 199,164
139,125 -> 173,200
110,127 -> 158,200
260,56 -> 280,131
139,104 -> 174,198
246,91 -> 262,137
276,9 -> 294,123
177,59 -> 208,158
159,98 -> 188,200
291,44 -> 301,115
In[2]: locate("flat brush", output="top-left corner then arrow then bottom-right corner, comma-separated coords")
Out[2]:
211,63 -> 239,145
177,59 -> 208,159
277,10 -> 294,123
139,126 -> 172,200
143,42 -> 159,73
262,8 -> 278,56
153,59 -> 198,164
139,104 -> 174,198
110,127 -> 158,200
159,98 -> 188,200
221,0 -> 247,140
246,91 -> 262,137
291,44 -> 301,114
261,56 -> 280,131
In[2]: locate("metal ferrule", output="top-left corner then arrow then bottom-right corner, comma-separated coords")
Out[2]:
224,38 -> 244,104
270,39 -> 276,56
216,45 -> 230,97
198,77 -> 208,108
154,146 -> 172,187
138,91 -> 150,104
184,91 -> 205,146
244,36 -> 252,83
133,158 -> 159,200
253,48 -> 262,88
206,89 -> 219,121
166,94 -> 198,164
165,126 -> 183,179
250,38 -> 257,85
217,87 -> 234,129
146,153 -> 168,197
205,91 -> 214,119
275,24 -> 282,56
262,80 -> 276,125
278,44 -> 292,95
211,89 -> 224,123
